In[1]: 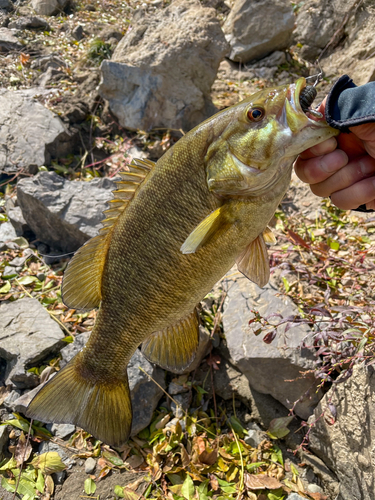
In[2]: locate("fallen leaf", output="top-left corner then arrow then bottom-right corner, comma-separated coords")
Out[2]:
244,473 -> 282,490
14,432 -> 32,466
267,416 -> 294,439
124,454 -> 144,469
31,451 -> 66,474
209,474 -> 219,491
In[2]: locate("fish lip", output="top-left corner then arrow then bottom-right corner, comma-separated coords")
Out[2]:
287,78 -> 329,128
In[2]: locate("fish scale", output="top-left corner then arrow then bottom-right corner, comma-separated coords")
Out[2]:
26,78 -> 339,447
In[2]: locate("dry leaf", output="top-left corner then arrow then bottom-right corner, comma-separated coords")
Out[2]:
15,432 -> 32,466
244,473 -> 282,490
124,454 -> 144,469
0,386 -> 11,405
199,448 -> 217,466
309,493 -> 328,500
209,474 -> 219,491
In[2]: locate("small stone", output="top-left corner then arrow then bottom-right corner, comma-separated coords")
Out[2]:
244,429 -> 264,448
0,27 -> 22,52
2,265 -> 18,278
307,484 -> 324,494
51,423 -> 76,439
0,221 -> 17,242
168,381 -> 189,395
39,440 -> 71,463
71,24 -> 84,41
3,389 -> 22,410
8,249 -> 34,268
85,457 -> 96,474
287,494 -> 306,500
8,15 -> 50,30
53,470 -> 66,484
171,393 -> 191,418
0,425 -> 9,459
36,272 -> 46,281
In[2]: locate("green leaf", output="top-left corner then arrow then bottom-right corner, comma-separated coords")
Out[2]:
114,485 -> 125,497
267,489 -> 286,500
246,461 -> 266,471
1,476 -> 15,492
181,474 -> 195,500
282,276 -> 290,293
13,237 -> 29,248
197,479 -> 209,495
62,335 -> 74,343
2,419 -> 33,434
0,456 -> 17,470
84,477 -> 97,495
328,239 -> 340,251
0,281 -> 11,293
35,469 -> 45,494
229,416 -> 247,438
17,276 -> 39,285
267,416 -> 293,439
15,476 -> 37,498
290,463 -> 299,477
0,213 -> 9,222
272,445 -> 283,466
31,451 -> 66,474
103,451 -> 123,466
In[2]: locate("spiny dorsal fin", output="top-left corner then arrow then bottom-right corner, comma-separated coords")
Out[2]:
62,158 -> 156,310
181,206 -> 229,254
263,226 -> 276,245
142,310 -> 199,373
236,234 -> 270,288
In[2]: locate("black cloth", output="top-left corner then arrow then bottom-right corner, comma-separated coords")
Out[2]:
325,75 -> 375,212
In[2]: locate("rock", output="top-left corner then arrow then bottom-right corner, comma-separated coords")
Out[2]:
308,364 -> 375,500
31,0 -> 68,16
8,15 -> 50,30
0,90 -> 73,175
0,27 -> 22,52
223,0 -> 294,63
8,248 -> 34,267
99,0 -> 229,132
85,457 -> 96,474
222,276 -> 321,419
128,349 -> 165,435
30,53 -> 68,70
11,382 -> 46,413
6,206 -> 31,237
39,439 -> 72,463
2,389 -> 22,410
51,423 -> 76,439
0,298 -> 65,388
17,172 -> 117,253
0,425 -> 9,459
287,494 -> 306,500
0,221 -> 17,242
0,10 -> 9,28
62,337 -> 164,436
71,24 -> 84,41
307,484 -> 324,494
244,422 -> 264,448
2,265 -> 18,278
0,0 -> 12,11
171,392 -> 191,418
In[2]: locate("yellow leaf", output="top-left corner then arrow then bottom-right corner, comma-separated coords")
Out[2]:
31,452 -> 66,474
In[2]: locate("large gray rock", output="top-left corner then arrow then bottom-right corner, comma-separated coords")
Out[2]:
31,0 -> 68,16
17,172 -> 117,252
61,334 -> 165,436
0,28 -> 22,52
222,276 -> 321,419
0,90 -> 73,174
308,365 -> 375,500
8,16 -> 50,30
223,0 -> 294,63
0,298 -> 65,388
99,0 -> 229,132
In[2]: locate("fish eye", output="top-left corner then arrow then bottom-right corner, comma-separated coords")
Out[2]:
247,107 -> 265,122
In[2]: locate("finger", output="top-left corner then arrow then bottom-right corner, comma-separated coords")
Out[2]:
366,199 -> 375,210
310,155 -> 375,198
331,176 -> 375,210
294,149 -> 348,184
298,136 -> 338,160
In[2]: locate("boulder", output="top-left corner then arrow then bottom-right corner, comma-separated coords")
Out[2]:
0,298 -> 65,388
17,172 -> 117,252
0,27 -> 22,52
223,0 -> 294,63
8,15 -> 50,30
31,0 -> 68,16
99,0 -> 229,132
308,364 -> 375,500
222,275 -> 321,419
61,334 -> 165,436
0,90 -> 73,174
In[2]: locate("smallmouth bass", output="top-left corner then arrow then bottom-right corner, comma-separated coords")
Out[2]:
27,79 -> 338,447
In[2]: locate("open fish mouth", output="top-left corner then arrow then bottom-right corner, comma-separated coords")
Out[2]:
293,78 -> 323,121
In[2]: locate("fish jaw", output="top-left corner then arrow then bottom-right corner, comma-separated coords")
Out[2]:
283,78 -> 339,156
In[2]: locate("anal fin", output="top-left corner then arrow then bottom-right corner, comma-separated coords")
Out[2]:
236,234 -> 270,288
142,310 -> 199,373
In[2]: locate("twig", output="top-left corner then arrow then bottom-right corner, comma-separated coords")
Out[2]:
12,419 -> 33,500
229,422 -> 244,499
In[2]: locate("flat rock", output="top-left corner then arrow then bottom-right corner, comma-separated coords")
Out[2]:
99,0 -> 229,132
0,221 -> 17,242
223,0 -> 294,63
0,27 -> 22,52
61,334 -> 165,436
31,0 -> 68,16
222,275 -> 321,419
308,364 -> 375,500
8,15 -> 50,30
0,298 -> 65,388
0,90 -> 73,174
17,172 -> 117,252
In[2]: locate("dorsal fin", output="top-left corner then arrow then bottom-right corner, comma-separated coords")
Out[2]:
62,158 -> 155,310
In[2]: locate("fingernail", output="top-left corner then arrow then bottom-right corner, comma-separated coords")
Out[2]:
320,150 -> 347,173
359,159 -> 375,175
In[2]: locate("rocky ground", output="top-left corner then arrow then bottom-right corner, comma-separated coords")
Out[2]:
1,0 -> 375,499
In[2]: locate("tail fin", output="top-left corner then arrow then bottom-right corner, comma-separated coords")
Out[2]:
26,359 -> 132,449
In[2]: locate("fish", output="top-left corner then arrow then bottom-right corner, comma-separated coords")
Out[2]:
26,78 -> 339,448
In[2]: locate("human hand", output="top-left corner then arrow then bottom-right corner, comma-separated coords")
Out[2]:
294,98 -> 375,210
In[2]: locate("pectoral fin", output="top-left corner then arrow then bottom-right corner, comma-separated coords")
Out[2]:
263,226 -> 276,245
181,206 -> 228,254
142,310 -> 199,373
236,234 -> 270,288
